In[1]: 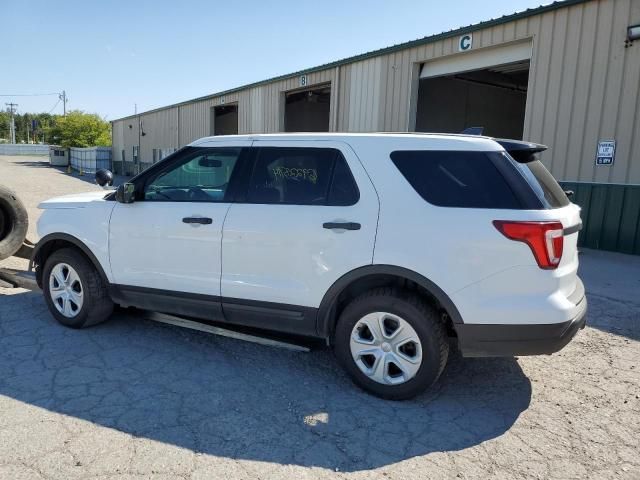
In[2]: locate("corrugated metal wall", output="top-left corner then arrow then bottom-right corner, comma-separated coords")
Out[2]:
235,69 -> 336,133
562,182 -> 640,254
526,0 -> 640,186
179,99 -> 215,145
111,121 -> 124,173
346,57 -> 384,131
113,0 -> 638,181
110,0 -> 640,253
121,117 -> 139,175
140,108 -> 179,165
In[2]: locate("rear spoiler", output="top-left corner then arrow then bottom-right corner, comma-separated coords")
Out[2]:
495,139 -> 547,163
459,127 -> 547,163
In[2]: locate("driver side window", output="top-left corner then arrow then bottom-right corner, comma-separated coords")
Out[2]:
144,148 -> 241,202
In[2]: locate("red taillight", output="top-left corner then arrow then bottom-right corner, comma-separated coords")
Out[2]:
493,220 -> 564,269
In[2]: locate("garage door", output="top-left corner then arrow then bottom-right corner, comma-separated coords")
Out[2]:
420,40 -> 532,79
284,84 -> 331,132
416,40 -> 532,139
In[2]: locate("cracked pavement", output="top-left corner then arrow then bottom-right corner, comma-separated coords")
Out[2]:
1,155 -> 639,479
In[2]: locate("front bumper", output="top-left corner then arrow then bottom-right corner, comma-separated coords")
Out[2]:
456,280 -> 587,357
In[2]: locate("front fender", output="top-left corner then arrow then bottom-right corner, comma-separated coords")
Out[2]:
31,233 -> 112,288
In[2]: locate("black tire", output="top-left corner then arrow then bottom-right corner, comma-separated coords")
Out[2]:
42,248 -> 114,328
334,287 -> 449,400
0,185 -> 28,261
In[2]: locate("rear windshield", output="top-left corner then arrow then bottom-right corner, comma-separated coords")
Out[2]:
512,158 -> 570,208
390,150 -> 523,209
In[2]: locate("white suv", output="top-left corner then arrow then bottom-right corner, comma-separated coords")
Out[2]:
31,133 -> 587,399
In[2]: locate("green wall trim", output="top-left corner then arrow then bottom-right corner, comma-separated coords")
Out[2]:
561,182 -> 640,255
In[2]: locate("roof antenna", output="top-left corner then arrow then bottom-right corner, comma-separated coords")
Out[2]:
461,127 -> 484,135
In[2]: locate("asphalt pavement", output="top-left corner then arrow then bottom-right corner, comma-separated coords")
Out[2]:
0,155 -> 638,479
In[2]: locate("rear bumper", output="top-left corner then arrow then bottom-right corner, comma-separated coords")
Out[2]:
456,280 -> 587,357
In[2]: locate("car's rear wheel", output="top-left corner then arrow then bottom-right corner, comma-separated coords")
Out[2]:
334,288 -> 449,400
43,248 -> 114,328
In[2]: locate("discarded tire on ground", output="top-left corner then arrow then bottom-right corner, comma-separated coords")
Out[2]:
0,185 -> 28,261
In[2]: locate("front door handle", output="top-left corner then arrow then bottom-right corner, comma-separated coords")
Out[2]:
183,217 -> 213,225
323,222 -> 361,230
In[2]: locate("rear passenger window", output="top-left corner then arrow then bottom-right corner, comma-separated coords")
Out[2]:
391,150 -> 522,209
247,147 -> 358,206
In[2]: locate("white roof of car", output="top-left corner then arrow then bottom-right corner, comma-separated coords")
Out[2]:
190,132 -> 503,152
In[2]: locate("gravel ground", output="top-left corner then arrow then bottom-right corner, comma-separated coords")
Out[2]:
1,155 -> 639,480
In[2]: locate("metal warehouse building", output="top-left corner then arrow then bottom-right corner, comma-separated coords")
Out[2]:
112,0 -> 640,254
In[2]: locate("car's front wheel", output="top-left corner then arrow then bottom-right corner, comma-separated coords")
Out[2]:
334,288 -> 449,400
43,248 -> 114,328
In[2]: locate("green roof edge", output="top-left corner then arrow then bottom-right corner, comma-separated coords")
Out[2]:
112,0 -> 591,123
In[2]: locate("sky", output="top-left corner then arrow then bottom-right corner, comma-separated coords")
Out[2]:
2,0 -> 549,121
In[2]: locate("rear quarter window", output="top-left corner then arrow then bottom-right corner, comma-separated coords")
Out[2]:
390,150 -> 523,209
513,159 -> 570,208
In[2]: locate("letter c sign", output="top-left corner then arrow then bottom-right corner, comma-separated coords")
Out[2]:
458,33 -> 473,52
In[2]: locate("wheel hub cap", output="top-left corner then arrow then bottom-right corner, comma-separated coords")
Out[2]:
349,312 -> 423,385
49,263 -> 83,318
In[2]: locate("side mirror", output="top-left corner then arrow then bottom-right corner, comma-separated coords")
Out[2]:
95,169 -> 114,187
116,183 -> 136,204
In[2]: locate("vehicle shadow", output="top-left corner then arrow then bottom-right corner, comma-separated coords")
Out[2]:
9,160 -> 52,168
0,290 -> 532,472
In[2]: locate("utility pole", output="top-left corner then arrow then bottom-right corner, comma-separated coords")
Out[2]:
5,102 -> 17,144
59,90 -> 67,116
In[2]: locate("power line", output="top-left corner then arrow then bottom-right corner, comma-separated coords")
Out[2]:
0,90 -> 68,116
0,92 -> 60,97
47,99 -> 61,114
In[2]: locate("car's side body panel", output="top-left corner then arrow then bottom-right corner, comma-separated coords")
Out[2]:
315,263 -> 466,338
220,139 -> 380,309
36,194 -> 116,283
108,284 -> 224,321
344,136 -> 583,329
108,200 -> 232,296
107,139 -> 252,297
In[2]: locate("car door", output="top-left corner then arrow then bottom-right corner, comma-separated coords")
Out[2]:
220,140 -> 379,335
109,142 -> 250,319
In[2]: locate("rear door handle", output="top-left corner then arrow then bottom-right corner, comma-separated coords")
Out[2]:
323,222 -> 361,230
183,217 -> 213,225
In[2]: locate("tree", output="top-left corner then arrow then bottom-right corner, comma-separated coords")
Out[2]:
0,111 -> 10,142
47,110 -> 111,148
1,111 -> 58,144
